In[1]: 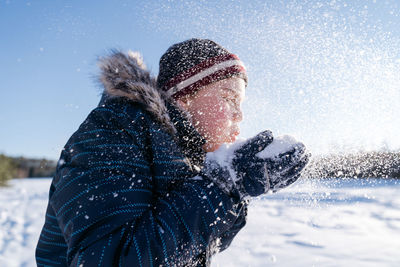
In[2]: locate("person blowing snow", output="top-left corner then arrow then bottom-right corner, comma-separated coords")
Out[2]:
36,38 -> 309,266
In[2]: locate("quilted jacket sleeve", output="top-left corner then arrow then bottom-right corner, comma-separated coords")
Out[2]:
49,104 -> 245,266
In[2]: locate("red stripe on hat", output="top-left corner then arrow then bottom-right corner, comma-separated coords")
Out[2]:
171,65 -> 246,99
163,54 -> 240,91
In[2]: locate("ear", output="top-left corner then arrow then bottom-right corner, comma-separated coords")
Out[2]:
175,97 -> 191,110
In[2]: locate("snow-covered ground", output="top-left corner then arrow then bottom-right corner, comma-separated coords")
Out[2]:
1,178 -> 399,266
0,179 -> 51,267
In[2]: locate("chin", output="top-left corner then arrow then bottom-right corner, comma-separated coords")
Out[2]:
225,135 -> 237,143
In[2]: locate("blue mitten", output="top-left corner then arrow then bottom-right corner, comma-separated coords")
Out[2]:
232,131 -> 309,196
231,130 -> 274,197
201,131 -> 309,200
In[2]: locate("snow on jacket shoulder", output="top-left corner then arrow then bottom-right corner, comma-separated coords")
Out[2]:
36,51 -> 247,267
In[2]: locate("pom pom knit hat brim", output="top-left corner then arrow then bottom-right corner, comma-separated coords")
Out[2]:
157,39 -> 248,99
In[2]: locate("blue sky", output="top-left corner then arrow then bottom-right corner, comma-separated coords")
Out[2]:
1,0 -> 400,160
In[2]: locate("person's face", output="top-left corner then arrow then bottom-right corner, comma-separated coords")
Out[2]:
177,78 -> 245,152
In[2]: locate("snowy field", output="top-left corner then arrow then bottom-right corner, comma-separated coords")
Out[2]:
1,178 -> 399,267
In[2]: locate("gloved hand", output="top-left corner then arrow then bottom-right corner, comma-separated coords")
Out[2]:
200,130 -> 310,200
232,130 -> 310,197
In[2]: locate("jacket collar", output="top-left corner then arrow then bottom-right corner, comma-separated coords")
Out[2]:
166,102 -> 206,168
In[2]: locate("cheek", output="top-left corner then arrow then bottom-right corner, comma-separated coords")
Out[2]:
211,105 -> 231,128
195,102 -> 232,136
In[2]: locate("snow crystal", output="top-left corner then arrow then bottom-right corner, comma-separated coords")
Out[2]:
189,175 -> 203,181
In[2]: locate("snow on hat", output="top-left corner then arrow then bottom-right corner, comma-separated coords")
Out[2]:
157,38 -> 247,99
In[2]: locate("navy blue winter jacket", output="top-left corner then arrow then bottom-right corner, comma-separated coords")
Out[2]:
36,51 -> 248,266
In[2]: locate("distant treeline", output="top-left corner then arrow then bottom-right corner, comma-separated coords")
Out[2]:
303,151 -> 400,179
0,154 -> 57,185
0,151 -> 399,186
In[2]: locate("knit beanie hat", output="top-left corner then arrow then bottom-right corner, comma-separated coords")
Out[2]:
157,38 -> 248,99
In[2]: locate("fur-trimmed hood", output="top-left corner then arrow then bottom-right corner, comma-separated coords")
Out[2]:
98,50 -> 176,134
98,50 -> 207,167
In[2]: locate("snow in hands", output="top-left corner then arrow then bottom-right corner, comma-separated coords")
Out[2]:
203,132 -> 310,199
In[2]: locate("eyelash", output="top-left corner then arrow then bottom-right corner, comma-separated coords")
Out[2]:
223,97 -> 238,106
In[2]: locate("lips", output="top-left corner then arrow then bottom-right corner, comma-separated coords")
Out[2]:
226,125 -> 240,143
231,125 -> 240,137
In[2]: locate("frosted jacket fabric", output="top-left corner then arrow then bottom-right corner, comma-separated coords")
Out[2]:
35,96 -> 247,266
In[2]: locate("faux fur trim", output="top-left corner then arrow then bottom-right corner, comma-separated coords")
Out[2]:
98,50 -> 176,135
